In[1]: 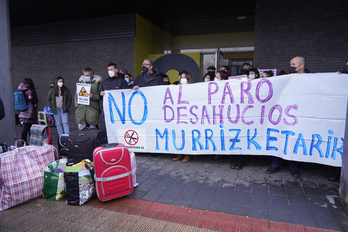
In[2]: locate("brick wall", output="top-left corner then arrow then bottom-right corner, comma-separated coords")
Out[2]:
11,37 -> 135,129
253,0 -> 348,73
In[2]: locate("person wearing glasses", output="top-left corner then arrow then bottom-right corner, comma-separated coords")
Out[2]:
133,59 -> 163,90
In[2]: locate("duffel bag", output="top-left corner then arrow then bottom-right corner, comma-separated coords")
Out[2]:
0,144 -> 57,211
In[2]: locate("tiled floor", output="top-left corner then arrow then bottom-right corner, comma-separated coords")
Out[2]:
129,153 -> 348,231
14,124 -> 348,231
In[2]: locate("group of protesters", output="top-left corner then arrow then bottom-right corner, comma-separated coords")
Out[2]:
16,57 -> 348,180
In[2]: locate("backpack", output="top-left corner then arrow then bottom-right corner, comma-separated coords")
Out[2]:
14,91 -> 28,111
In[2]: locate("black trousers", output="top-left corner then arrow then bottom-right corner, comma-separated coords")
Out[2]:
21,123 -> 33,144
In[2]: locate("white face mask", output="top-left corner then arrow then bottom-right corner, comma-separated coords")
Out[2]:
108,71 -> 115,77
57,82 -> 64,87
214,77 -> 219,81
248,74 -> 255,80
124,78 -> 129,83
204,78 -> 210,82
180,78 -> 188,85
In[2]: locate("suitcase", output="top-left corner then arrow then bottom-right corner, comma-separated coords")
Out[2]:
93,143 -> 133,201
67,128 -> 107,163
58,134 -> 69,158
29,111 -> 52,146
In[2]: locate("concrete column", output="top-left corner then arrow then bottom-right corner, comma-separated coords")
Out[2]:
339,98 -> 348,213
0,0 -> 16,145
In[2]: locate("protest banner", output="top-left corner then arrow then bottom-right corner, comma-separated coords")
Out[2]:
103,73 -> 348,167
76,83 -> 91,105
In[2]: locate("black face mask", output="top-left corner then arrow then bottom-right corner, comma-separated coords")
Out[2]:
289,67 -> 297,73
142,66 -> 149,74
163,81 -> 169,85
241,69 -> 249,75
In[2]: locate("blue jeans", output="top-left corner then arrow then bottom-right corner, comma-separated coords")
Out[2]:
271,157 -> 298,170
53,108 -> 70,136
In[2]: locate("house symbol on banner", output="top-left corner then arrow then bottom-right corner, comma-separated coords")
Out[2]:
79,87 -> 88,96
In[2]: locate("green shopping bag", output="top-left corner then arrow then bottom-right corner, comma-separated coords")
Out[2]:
42,158 -> 67,200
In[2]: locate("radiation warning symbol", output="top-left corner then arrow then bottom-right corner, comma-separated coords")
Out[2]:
124,130 -> 139,145
79,87 -> 88,96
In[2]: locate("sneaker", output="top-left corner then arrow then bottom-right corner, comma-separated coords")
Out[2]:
266,166 -> 280,174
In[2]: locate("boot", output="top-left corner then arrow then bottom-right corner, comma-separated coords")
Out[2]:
172,155 -> 183,161
182,155 -> 190,163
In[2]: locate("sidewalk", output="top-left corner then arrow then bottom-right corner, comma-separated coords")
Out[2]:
2,124 -> 347,231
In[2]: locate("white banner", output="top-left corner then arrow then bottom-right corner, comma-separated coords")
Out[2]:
76,83 -> 91,105
104,73 -> 348,167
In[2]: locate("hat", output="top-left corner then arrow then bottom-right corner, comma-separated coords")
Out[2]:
207,66 -> 216,70
120,69 -> 128,74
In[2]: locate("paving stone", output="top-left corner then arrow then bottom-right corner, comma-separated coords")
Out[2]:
196,186 -> 217,201
228,204 -> 249,216
231,191 -> 250,206
314,216 -> 342,231
215,185 -> 234,196
157,195 -> 176,205
191,200 -> 211,210
270,210 -> 293,223
269,195 -> 289,212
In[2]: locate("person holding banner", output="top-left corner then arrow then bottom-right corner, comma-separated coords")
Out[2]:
75,68 -> 102,130
47,76 -> 72,136
100,63 -> 128,97
172,70 -> 195,163
266,56 -> 310,178
133,59 -> 163,90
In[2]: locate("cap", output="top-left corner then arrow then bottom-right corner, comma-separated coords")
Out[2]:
207,66 -> 216,70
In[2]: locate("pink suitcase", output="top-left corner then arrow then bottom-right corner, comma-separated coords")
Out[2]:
93,143 -> 133,201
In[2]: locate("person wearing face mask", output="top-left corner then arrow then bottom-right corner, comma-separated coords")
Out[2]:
206,66 -> 216,81
75,67 -> 102,130
248,68 -> 260,81
100,63 -> 128,97
172,71 -> 195,163
266,56 -> 309,179
124,73 -> 135,89
47,76 -> 72,136
239,63 -> 251,75
202,73 -> 211,82
133,59 -> 163,90
289,56 -> 310,74
161,74 -> 171,85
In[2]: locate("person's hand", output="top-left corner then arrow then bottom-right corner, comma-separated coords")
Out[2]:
133,85 -> 140,90
337,71 -> 342,75
88,93 -> 93,98
100,91 -> 105,96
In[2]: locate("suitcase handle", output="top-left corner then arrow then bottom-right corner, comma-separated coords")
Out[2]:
101,143 -> 119,148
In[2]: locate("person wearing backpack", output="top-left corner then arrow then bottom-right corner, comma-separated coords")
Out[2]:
17,78 -> 38,143
47,76 -> 72,136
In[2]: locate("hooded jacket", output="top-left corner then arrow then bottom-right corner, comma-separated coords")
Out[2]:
47,85 -> 72,114
134,71 -> 163,87
17,82 -> 38,122
75,75 -> 102,125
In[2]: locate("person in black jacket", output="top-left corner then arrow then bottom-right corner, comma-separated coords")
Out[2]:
100,63 -> 128,97
133,59 -> 163,90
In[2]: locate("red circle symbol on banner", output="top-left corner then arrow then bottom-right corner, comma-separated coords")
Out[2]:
124,130 -> 139,145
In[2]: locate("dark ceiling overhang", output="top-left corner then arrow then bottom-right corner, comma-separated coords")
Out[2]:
9,0 -> 256,36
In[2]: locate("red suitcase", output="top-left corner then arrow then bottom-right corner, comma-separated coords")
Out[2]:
93,143 -> 133,201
